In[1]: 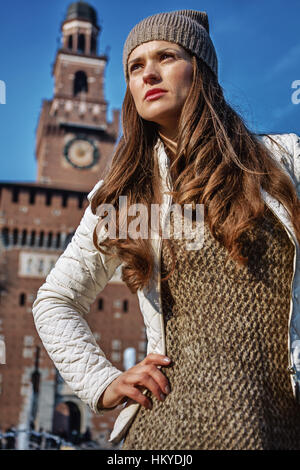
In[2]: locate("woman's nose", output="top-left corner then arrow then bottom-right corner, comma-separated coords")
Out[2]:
142,62 -> 160,83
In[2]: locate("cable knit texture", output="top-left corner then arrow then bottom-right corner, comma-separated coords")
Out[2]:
123,9 -> 218,82
122,206 -> 300,450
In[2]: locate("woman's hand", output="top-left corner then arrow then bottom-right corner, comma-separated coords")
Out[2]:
97,353 -> 172,410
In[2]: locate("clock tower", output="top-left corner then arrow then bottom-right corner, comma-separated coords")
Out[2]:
35,1 -> 120,191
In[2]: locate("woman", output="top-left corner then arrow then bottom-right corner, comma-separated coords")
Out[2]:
32,10 -> 300,450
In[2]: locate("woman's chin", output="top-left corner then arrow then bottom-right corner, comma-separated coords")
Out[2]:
140,111 -> 177,127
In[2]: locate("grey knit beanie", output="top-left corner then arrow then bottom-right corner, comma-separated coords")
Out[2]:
123,9 -> 218,83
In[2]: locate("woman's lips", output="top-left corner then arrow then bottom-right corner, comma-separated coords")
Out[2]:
145,91 -> 167,101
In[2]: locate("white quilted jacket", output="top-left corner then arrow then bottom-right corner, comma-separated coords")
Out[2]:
32,133 -> 300,444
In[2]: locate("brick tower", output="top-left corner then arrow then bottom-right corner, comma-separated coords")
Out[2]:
0,2 -> 146,449
36,0 -> 120,191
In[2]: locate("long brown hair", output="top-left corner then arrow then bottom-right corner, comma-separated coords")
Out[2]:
91,54 -> 300,294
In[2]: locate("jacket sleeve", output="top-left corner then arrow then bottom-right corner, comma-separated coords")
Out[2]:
290,133 -> 300,197
262,132 -> 300,196
32,180 -> 124,415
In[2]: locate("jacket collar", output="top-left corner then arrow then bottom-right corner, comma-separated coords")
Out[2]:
154,136 -> 299,247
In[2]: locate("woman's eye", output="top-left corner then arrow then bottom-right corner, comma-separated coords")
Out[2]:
161,53 -> 173,60
130,54 -> 174,73
130,64 -> 140,72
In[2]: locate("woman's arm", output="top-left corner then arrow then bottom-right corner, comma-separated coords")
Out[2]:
32,180 -> 123,415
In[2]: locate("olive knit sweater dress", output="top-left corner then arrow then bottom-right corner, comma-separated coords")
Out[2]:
121,206 -> 300,450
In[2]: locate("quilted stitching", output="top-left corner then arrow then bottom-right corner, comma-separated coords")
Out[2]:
32,188 -> 123,415
258,133 -> 300,194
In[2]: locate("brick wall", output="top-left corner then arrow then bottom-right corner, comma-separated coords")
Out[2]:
0,184 -> 146,444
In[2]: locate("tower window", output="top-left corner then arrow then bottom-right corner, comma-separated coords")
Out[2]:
78,33 -> 85,54
91,36 -> 96,54
123,300 -> 128,313
98,298 -> 103,310
68,34 -> 73,50
73,71 -> 88,96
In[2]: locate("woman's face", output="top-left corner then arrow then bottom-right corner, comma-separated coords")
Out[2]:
128,40 -> 193,136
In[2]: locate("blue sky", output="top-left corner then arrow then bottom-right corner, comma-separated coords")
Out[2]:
0,0 -> 299,182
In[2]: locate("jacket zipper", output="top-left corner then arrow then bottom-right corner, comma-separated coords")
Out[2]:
262,198 -> 298,388
156,146 -> 173,356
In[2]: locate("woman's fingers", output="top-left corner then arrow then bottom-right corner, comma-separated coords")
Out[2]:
142,353 -> 171,366
99,354 -> 172,410
122,384 -> 153,409
121,355 -> 172,407
140,354 -> 172,395
147,364 -> 171,395
137,373 -> 167,403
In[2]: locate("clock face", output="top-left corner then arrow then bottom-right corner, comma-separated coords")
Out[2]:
64,136 -> 99,169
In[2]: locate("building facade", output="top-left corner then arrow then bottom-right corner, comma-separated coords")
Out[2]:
0,2 -> 146,448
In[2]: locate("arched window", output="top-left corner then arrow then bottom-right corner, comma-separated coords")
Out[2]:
21,229 -> 27,246
13,229 -> 18,245
78,34 -> 85,54
29,230 -> 36,247
47,232 -> 53,248
2,228 -> 9,247
55,233 -> 61,249
73,71 -> 88,96
38,231 -> 44,247
68,35 -> 73,50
